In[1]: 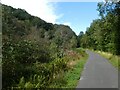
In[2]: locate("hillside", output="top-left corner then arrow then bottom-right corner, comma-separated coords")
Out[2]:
2,4 -> 81,88
2,4 -> 77,49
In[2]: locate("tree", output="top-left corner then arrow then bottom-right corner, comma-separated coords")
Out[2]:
97,1 -> 120,55
79,1 -> 119,54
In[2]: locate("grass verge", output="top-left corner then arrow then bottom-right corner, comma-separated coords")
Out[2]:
62,48 -> 88,88
96,51 -> 120,69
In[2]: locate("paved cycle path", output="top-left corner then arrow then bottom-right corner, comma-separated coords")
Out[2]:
76,50 -> 118,88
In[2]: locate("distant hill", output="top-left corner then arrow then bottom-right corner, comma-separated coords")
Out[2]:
2,4 -> 78,49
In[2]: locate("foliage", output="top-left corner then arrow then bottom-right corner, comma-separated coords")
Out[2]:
2,39 -> 51,88
78,1 -> 120,55
2,4 -> 79,89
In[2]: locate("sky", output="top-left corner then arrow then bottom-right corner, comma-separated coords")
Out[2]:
2,0 -> 103,35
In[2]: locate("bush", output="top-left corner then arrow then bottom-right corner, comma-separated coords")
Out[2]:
2,39 -> 51,88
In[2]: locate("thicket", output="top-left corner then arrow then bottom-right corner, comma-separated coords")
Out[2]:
2,4 -> 79,89
78,1 -> 120,55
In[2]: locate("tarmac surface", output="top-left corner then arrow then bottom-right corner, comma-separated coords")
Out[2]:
76,50 -> 118,88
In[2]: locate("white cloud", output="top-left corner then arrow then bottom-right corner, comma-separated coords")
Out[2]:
63,22 -> 71,26
1,0 -> 61,23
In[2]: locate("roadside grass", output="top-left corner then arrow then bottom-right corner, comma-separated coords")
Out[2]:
62,48 -> 88,88
96,51 -> 120,69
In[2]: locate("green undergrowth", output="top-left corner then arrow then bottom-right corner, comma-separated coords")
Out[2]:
62,48 -> 88,88
7,46 -> 88,89
96,51 -> 120,69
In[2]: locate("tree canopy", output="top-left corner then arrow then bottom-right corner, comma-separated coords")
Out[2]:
79,1 -> 120,55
